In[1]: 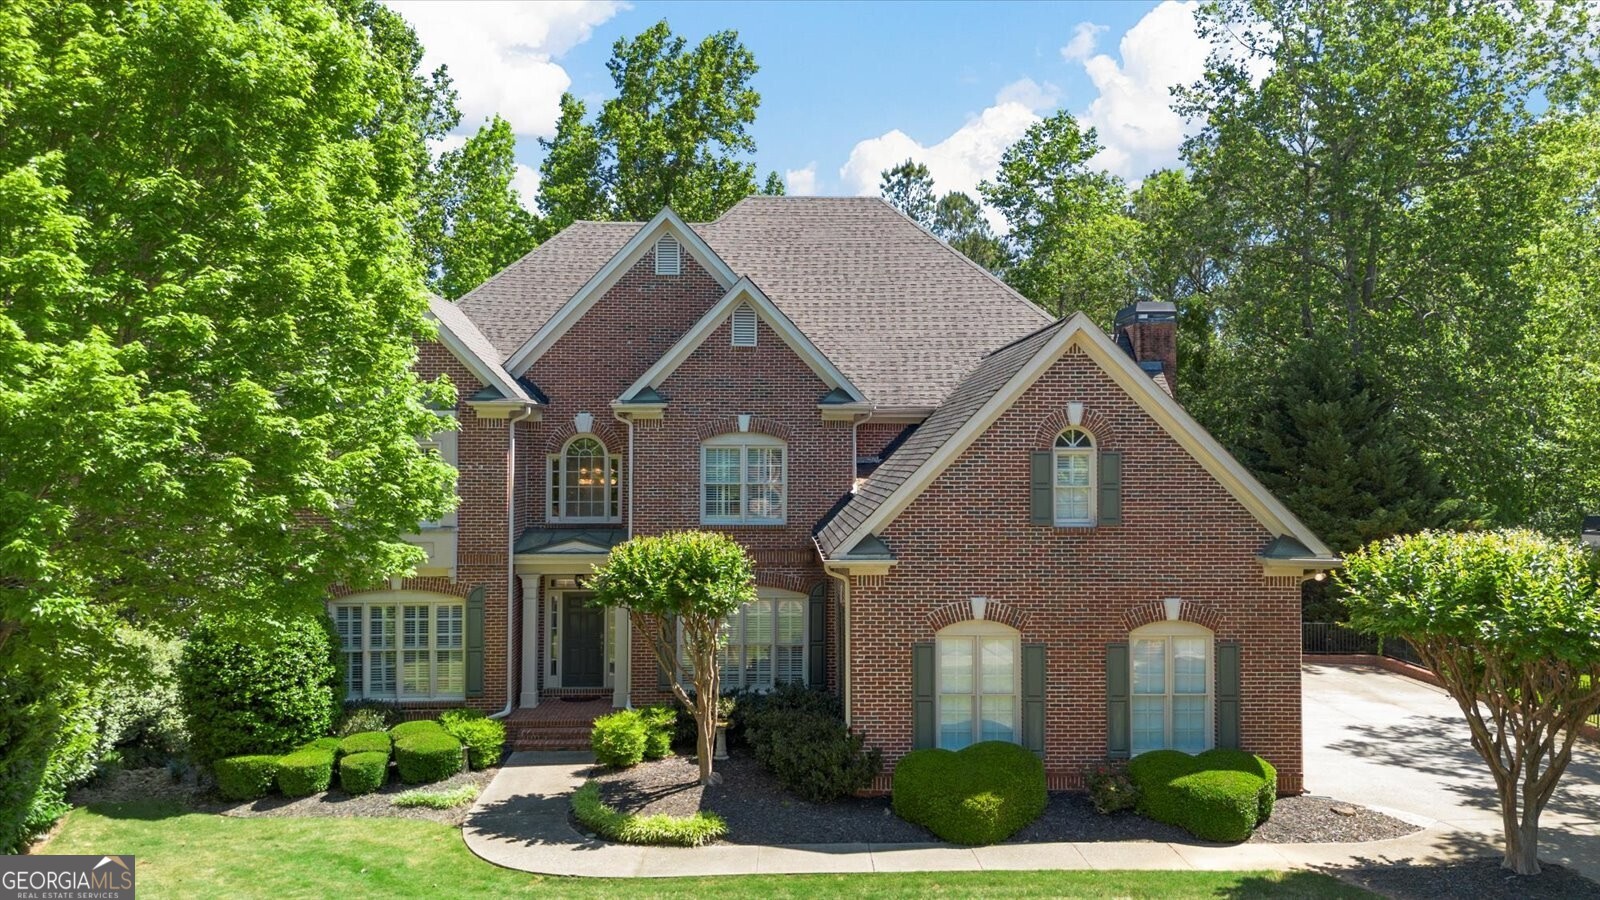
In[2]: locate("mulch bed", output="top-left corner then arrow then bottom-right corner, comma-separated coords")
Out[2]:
71,764 -> 496,827
1331,857 -> 1600,899
585,751 -> 1421,847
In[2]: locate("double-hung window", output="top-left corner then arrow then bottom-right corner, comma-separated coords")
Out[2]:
1054,428 -> 1095,526
677,590 -> 806,690
701,434 -> 786,525
333,595 -> 464,701
936,621 -> 1020,750
1130,622 -> 1212,755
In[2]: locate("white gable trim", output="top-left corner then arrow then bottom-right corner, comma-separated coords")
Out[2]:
617,277 -> 867,403
831,313 -> 1334,561
425,298 -> 532,403
503,208 -> 739,374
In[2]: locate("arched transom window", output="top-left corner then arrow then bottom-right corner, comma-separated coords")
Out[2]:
1054,428 -> 1096,526
937,620 -> 1020,750
1130,620 -> 1213,755
548,437 -> 620,522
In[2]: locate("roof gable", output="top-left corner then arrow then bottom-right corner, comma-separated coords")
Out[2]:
817,313 -> 1335,564
502,208 -> 739,374
618,277 -> 866,404
425,294 -> 532,403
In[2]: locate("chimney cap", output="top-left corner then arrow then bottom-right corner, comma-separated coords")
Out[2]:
1114,301 -> 1177,329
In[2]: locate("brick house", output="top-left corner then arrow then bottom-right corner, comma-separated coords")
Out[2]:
330,197 -> 1338,792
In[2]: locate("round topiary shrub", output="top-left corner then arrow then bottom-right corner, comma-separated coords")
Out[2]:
214,755 -> 282,801
276,748 -> 335,797
891,742 -> 1046,845
590,709 -> 647,768
394,732 -> 463,784
177,614 -> 340,764
389,719 -> 446,741
440,711 -> 506,770
338,731 -> 391,759
1128,748 -> 1278,842
339,751 -> 389,795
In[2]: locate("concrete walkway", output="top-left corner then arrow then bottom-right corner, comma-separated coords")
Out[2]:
462,664 -> 1599,878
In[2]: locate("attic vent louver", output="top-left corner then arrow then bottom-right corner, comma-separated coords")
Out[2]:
731,303 -> 758,347
654,234 -> 681,275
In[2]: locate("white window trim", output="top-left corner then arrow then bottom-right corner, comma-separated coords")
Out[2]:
700,433 -> 787,526
548,436 -> 621,523
418,411 -> 458,530
1129,620 -> 1214,756
731,303 -> 758,347
1053,429 -> 1097,527
544,587 -> 614,690
331,592 -> 465,702
935,620 -> 1022,750
676,588 -> 808,691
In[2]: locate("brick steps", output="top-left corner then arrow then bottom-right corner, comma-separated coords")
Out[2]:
505,696 -> 612,751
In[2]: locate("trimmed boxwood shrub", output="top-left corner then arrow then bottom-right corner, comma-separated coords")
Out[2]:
276,748 -> 335,797
177,614 -> 340,764
338,731 -> 392,759
590,710 -> 647,768
394,732 -> 463,784
338,751 -> 389,795
298,737 -> 343,757
389,719 -> 446,741
754,710 -> 880,802
1128,748 -> 1277,843
892,742 -> 1046,845
440,710 -> 505,770
214,755 -> 282,801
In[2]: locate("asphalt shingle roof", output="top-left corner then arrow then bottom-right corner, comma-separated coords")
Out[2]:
454,197 -> 1051,410
815,319 -> 1069,556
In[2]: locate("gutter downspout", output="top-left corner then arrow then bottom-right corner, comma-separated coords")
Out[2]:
491,403 -> 537,720
612,408 -> 636,709
820,550 -> 853,727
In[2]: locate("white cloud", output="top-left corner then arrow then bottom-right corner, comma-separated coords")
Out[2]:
386,1 -> 625,139
838,78 -> 1053,227
1072,0 -> 1209,180
426,134 -> 467,158
785,163 -> 818,196
511,164 -> 541,212
1060,21 -> 1108,62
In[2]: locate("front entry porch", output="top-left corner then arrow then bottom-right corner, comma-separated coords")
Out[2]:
504,697 -> 612,751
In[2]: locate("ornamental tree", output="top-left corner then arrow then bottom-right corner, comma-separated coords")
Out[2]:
1341,530 -> 1600,875
589,531 -> 755,785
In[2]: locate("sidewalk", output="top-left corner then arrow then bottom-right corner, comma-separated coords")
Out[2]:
461,751 -> 1496,879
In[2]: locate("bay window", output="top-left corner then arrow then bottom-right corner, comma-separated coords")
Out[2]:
333,594 -> 464,701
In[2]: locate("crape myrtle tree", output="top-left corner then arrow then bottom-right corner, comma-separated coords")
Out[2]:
1341,530 -> 1600,875
589,531 -> 755,785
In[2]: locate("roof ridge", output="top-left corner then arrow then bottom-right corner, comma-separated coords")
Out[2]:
983,317 -> 1069,358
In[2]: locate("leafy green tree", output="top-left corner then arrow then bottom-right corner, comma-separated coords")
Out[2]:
0,0 -> 455,837
1341,530 -> 1600,875
415,115 -> 541,298
879,159 -> 936,227
539,20 -> 761,225
589,531 -> 756,785
761,170 -> 786,195
932,191 -> 1010,274
980,111 -> 1141,322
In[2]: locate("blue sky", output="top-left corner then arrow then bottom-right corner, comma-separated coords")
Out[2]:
388,1 -> 1215,209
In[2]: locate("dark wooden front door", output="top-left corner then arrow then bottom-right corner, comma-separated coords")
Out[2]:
561,593 -> 605,688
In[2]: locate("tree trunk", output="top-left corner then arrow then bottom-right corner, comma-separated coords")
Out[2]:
1498,764 -> 1541,874
696,686 -> 719,785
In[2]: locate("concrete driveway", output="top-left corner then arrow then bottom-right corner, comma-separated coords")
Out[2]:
1304,662 -> 1600,879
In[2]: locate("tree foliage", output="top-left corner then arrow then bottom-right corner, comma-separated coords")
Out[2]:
415,115 -> 540,298
540,20 -> 761,225
1341,530 -> 1600,874
880,159 -> 936,228
589,531 -> 756,785
879,159 -> 1008,273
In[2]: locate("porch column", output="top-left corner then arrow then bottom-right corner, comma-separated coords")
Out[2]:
518,574 -> 539,708
612,604 -> 630,708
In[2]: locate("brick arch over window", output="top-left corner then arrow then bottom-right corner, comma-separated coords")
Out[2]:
926,599 -> 1030,635
757,573 -> 827,596
543,418 -> 623,456
1119,599 -> 1223,633
330,579 -> 471,601
1034,406 -> 1117,450
696,416 -> 793,444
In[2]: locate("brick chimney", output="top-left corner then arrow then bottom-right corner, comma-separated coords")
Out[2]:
1113,301 -> 1178,397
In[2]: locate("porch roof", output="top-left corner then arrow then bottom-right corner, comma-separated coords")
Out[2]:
514,526 -> 627,555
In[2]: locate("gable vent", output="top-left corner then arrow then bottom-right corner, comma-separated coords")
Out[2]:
654,235 -> 681,275
731,303 -> 758,347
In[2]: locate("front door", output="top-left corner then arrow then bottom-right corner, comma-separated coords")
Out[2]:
560,592 -> 605,688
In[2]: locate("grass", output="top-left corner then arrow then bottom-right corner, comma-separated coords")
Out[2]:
391,784 -> 480,810
570,780 -> 727,846
37,800 -> 1376,899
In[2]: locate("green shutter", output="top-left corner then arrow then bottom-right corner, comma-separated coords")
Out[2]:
912,642 -> 935,750
1216,641 -> 1241,750
1022,643 -> 1046,756
1106,642 -> 1129,757
1030,450 -> 1054,525
1098,451 -> 1122,525
808,582 -> 827,688
465,586 -> 485,698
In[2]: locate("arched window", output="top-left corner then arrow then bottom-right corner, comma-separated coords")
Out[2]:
548,437 -> 620,522
1130,620 -> 1213,755
701,433 -> 786,525
1053,428 -> 1096,526
936,620 -> 1021,750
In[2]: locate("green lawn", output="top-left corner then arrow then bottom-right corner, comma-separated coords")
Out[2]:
40,802 -> 1373,899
